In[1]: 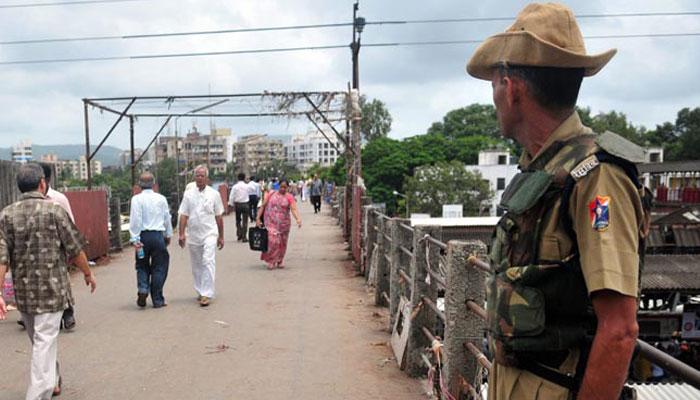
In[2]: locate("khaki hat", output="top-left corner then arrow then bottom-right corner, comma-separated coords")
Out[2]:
467,3 -> 616,80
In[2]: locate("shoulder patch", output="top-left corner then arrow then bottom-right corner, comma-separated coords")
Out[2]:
570,155 -> 600,181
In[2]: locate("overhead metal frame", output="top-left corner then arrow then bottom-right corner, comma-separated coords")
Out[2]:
81,91 -> 350,190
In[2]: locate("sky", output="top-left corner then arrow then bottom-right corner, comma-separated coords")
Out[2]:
0,0 -> 698,151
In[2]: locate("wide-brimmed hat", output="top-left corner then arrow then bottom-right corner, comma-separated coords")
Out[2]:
467,3 -> 616,80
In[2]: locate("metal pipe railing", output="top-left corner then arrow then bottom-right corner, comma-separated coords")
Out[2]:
467,255 -> 491,273
637,339 -> 700,390
465,341 -> 492,371
398,269 -> 412,284
422,295 -> 446,323
466,300 -> 487,320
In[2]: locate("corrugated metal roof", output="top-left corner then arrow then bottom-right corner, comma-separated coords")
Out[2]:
628,382 -> 700,400
639,160 -> 700,174
643,255 -> 700,292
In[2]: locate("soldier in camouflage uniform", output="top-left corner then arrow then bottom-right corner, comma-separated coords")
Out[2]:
466,3 -> 648,400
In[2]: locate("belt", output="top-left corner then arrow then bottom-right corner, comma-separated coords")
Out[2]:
141,230 -> 164,233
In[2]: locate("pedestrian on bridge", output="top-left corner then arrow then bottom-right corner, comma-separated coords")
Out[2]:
0,162 -> 96,400
129,172 -> 173,308
41,162 -> 78,330
178,165 -> 225,307
248,176 -> 262,223
256,179 -> 302,269
467,3 -> 646,400
229,173 -> 251,242
310,174 -> 322,214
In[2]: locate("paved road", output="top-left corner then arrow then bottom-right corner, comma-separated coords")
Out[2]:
1,202 -> 425,400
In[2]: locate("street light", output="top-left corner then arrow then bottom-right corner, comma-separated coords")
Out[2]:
392,190 -> 409,218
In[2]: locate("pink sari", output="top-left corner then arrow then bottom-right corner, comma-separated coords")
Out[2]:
261,191 -> 295,266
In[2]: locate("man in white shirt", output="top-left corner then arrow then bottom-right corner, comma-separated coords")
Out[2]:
229,173 -> 251,242
178,165 -> 225,307
129,172 -> 173,308
247,176 -> 262,223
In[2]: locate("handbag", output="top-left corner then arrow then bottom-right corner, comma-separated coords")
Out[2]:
248,226 -> 268,252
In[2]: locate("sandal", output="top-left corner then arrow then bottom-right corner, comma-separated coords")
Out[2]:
52,375 -> 62,397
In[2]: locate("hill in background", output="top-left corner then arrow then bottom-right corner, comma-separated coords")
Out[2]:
0,144 -> 123,167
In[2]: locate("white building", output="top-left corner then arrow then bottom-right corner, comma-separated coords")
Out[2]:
12,140 -> 32,164
40,154 -> 102,180
285,129 -> 344,171
466,149 -> 519,216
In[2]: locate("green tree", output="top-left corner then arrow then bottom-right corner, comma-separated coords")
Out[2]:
427,104 -> 500,139
360,95 -> 393,142
673,107 -> 700,161
362,137 -> 408,212
577,107 -> 645,144
403,161 -> 493,217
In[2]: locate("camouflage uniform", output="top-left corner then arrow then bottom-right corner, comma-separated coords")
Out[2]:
487,112 -> 646,399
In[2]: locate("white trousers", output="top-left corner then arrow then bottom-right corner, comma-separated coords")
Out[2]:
21,311 -> 62,400
188,236 -> 217,298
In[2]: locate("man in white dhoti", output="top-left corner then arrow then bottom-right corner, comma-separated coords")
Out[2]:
177,166 -> 225,307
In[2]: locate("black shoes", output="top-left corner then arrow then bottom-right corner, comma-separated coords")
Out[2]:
62,315 -> 76,330
137,293 -> 148,308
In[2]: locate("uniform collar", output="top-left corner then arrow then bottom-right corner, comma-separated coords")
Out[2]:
518,111 -> 590,170
21,191 -> 45,200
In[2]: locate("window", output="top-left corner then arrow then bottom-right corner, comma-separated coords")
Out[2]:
498,155 -> 507,165
649,152 -> 660,163
497,178 -> 506,190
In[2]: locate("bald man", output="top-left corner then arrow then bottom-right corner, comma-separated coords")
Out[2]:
128,172 -> 173,308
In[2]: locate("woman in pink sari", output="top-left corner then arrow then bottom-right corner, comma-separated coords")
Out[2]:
256,179 -> 302,269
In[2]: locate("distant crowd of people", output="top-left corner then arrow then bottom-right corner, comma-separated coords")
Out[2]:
0,162 -> 336,399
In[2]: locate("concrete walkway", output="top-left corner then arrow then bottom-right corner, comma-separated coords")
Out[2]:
1,202 -> 425,399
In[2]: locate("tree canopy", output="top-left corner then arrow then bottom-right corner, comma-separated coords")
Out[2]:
403,161 -> 493,217
360,95 -> 392,142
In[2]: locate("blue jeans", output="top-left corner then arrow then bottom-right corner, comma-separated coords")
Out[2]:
135,231 -> 170,306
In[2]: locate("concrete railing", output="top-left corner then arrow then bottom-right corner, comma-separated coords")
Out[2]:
334,200 -> 700,399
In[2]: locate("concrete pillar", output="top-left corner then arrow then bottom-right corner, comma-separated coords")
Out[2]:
374,216 -> 390,307
388,219 -> 401,330
404,225 -> 442,377
109,196 -> 123,251
443,240 -> 488,398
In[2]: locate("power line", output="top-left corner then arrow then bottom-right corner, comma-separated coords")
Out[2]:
0,32 -> 698,66
2,11 -> 700,46
0,0 -> 148,9
366,11 -> 700,26
0,22 -> 354,45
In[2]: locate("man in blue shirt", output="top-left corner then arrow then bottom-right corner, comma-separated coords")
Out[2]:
129,172 -> 173,308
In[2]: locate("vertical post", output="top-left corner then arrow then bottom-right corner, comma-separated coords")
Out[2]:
443,240 -> 488,398
405,225 -> 441,377
362,205 -> 374,277
351,1 -> 359,91
83,100 -> 92,190
129,116 -> 136,188
109,197 -> 123,251
387,219 -> 401,330
374,215 -> 390,306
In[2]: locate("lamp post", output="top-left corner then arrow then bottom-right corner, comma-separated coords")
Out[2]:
393,190 -> 409,218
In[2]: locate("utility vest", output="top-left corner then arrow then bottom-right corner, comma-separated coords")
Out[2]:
487,131 -> 650,373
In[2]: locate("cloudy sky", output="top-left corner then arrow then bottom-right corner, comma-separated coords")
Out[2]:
0,0 -> 698,150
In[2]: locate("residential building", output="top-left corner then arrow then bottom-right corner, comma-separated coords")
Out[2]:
285,129 -> 344,171
12,140 -> 32,164
232,134 -> 285,176
40,153 -> 102,180
465,149 -> 519,216
119,148 -> 144,167
155,126 -> 229,175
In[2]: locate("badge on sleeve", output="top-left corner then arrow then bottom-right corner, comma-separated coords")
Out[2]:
588,195 -> 610,231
